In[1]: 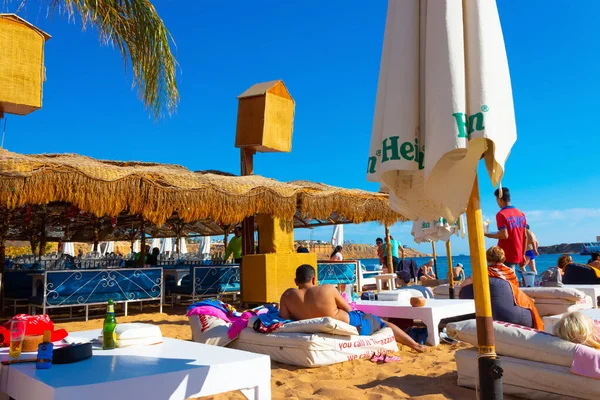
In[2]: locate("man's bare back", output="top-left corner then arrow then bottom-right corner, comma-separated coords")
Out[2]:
279,284 -> 351,324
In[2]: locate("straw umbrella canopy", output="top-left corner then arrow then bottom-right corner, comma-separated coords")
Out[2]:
367,1 -> 516,396
10,0 -> 179,118
0,150 -> 406,240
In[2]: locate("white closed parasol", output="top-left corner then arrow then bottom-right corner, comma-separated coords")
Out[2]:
331,225 -> 344,248
160,238 -> 173,254
62,242 -> 75,257
368,0 -> 515,223
198,236 -> 211,260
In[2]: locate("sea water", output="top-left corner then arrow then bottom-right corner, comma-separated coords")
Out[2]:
360,253 -> 590,279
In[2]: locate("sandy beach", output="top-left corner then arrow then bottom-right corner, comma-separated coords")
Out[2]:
55,306 -> 487,400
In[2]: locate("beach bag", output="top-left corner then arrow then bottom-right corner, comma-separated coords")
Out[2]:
540,267 -> 563,287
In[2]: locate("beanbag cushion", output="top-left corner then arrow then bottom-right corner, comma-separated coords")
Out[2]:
521,287 -> 586,302
563,263 -> 600,285
189,315 -> 233,347
521,287 -> 592,316
447,319 -> 576,367
459,278 -> 533,327
268,317 -> 359,336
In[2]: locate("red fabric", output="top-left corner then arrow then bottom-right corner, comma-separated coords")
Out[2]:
496,206 -> 527,263
0,315 -> 68,346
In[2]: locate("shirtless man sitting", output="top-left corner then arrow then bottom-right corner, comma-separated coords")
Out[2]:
279,264 -> 426,352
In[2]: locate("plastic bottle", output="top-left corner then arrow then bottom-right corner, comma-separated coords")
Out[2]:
36,330 -> 53,369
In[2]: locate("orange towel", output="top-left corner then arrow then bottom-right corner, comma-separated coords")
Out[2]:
488,264 -> 544,331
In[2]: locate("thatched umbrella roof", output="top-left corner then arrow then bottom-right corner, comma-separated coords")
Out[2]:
0,149 -> 404,241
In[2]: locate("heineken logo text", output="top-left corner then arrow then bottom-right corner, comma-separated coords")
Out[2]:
367,137 -> 424,174
453,105 -> 488,139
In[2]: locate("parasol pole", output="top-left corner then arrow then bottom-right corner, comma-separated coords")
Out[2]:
466,177 -> 502,399
384,225 -> 393,273
431,241 -> 438,278
446,239 -> 455,299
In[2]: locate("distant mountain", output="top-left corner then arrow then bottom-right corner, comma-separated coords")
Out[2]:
538,243 -> 582,255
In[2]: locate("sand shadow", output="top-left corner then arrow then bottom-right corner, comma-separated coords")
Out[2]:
356,371 -> 474,398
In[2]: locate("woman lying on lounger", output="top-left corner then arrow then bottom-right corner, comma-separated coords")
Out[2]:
279,264 -> 427,353
554,311 -> 600,350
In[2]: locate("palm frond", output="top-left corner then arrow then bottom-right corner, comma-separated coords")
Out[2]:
19,0 -> 179,119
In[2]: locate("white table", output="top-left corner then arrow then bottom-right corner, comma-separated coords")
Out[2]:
355,298 -> 475,346
374,274 -> 397,291
562,284 -> 600,308
0,329 -> 271,400
543,308 -> 600,334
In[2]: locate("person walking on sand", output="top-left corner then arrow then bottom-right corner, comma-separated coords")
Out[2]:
524,225 -> 539,274
484,187 -> 528,273
279,264 -> 426,352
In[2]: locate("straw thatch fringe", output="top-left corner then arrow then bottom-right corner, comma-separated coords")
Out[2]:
292,181 -> 405,226
0,150 -> 405,226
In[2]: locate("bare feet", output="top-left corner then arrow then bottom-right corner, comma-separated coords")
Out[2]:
412,344 -> 429,353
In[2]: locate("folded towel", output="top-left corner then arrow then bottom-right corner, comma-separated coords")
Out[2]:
571,344 -> 600,380
257,304 -> 292,327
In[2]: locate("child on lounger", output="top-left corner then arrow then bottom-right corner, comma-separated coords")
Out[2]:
279,264 -> 426,352
554,311 -> 600,350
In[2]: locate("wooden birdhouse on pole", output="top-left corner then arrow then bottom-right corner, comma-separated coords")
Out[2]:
235,80 -> 295,153
0,14 -> 51,116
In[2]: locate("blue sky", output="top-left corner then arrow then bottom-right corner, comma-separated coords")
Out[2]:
3,1 -> 599,254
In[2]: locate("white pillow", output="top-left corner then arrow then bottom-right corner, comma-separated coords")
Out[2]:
189,315 -> 233,347
447,319 -> 577,367
378,289 -> 415,302
534,297 -> 592,317
521,287 -> 586,302
251,316 -> 359,336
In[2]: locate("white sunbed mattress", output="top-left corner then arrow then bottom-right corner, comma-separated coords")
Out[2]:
455,348 -> 600,400
228,327 -> 398,367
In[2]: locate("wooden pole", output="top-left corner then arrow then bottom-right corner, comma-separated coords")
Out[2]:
240,148 -> 256,305
0,236 -> 5,317
0,209 -> 10,316
38,208 -> 47,260
93,219 -> 100,252
384,225 -> 393,273
431,241 -> 438,278
466,177 -> 502,398
241,148 -> 256,257
136,220 -> 146,267
446,239 -> 455,299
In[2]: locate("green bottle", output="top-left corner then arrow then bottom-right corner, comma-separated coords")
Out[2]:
102,299 -> 117,350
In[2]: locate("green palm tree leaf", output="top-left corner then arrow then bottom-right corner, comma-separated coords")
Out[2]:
18,0 -> 179,119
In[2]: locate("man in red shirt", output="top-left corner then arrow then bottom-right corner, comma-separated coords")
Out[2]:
484,187 -> 528,272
